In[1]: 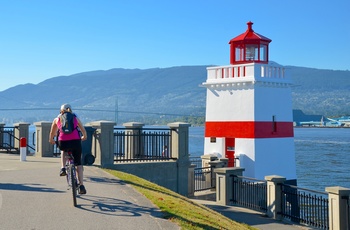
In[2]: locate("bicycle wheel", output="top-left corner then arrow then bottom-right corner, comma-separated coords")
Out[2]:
70,164 -> 77,207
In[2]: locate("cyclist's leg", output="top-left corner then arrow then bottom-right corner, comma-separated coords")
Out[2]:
72,140 -> 83,185
58,141 -> 67,176
76,165 -> 84,185
61,150 -> 67,168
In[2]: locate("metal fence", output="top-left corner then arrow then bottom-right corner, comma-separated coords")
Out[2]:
194,166 -> 214,192
113,127 -> 173,162
281,184 -> 329,229
231,175 -> 267,212
0,127 -> 16,153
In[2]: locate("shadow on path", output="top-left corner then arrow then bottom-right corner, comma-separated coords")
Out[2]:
78,194 -> 164,219
0,183 -> 64,193
85,176 -> 125,185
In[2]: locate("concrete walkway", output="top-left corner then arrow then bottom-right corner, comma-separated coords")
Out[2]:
0,154 -> 312,230
0,154 -> 179,230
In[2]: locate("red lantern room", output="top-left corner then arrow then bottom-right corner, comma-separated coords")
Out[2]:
229,21 -> 272,65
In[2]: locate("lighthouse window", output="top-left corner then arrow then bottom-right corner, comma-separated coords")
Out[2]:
245,45 -> 258,61
272,115 -> 277,132
210,137 -> 216,143
260,45 -> 267,61
235,47 -> 244,61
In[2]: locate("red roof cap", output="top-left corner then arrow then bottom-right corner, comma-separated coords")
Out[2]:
229,21 -> 272,44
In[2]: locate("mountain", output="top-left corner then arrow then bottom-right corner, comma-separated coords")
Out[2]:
0,64 -> 349,125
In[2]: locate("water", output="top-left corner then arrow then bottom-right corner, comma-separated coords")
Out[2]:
189,127 -> 350,192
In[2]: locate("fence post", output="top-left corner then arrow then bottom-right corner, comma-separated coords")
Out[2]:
123,122 -> 144,159
326,186 -> 350,230
168,122 -> 191,196
13,122 -> 30,154
0,123 -> 5,148
209,160 -> 226,191
215,167 -> 245,205
87,120 -> 116,167
34,121 -> 54,157
265,175 -> 286,220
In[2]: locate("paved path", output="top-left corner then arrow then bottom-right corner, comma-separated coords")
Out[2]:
0,154 -> 312,230
0,154 -> 179,230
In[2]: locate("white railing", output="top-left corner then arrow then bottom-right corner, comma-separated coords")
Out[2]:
205,63 -> 292,85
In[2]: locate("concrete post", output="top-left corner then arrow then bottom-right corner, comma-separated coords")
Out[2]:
0,123 -> 5,148
168,122 -> 191,196
34,121 -> 54,157
326,186 -> 350,230
13,122 -> 30,154
123,122 -> 144,159
201,154 -> 218,167
265,175 -> 286,220
215,167 -> 245,205
208,160 -> 226,191
87,120 -> 116,167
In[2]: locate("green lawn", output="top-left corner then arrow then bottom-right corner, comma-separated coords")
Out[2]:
104,169 -> 256,230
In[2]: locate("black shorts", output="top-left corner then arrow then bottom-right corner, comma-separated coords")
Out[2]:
58,139 -> 82,166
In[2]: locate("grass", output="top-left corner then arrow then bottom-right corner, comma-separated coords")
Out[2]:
103,168 -> 256,230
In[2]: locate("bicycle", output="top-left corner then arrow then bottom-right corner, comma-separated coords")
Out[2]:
65,150 -> 79,207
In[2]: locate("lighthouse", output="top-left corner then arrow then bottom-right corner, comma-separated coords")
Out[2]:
202,21 -> 296,180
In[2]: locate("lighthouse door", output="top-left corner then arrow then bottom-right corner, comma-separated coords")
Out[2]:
225,138 -> 235,167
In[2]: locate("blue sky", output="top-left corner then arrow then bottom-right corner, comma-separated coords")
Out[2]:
0,0 -> 349,91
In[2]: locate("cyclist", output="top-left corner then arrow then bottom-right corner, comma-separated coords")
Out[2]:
49,103 -> 87,194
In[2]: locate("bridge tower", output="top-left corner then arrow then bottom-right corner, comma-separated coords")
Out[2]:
202,21 -> 296,180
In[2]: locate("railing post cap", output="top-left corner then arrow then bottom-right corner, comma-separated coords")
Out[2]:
214,167 -> 245,174
13,122 -> 31,126
325,186 -> 350,195
86,120 -> 116,127
123,122 -> 145,128
167,122 -> 191,128
264,175 -> 286,182
34,121 -> 52,126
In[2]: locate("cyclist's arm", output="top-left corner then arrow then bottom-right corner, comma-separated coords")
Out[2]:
77,118 -> 87,141
49,118 -> 58,144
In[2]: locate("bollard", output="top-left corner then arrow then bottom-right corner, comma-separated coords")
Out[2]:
20,137 -> 27,161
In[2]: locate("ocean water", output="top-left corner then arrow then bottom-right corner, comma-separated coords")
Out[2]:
189,127 -> 350,192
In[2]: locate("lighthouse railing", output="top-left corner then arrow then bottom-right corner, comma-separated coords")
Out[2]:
205,63 -> 291,84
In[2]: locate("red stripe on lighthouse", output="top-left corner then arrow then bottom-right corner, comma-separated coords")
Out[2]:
205,121 -> 294,138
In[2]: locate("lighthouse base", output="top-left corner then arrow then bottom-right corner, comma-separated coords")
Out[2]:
204,136 -> 297,180
235,137 -> 296,180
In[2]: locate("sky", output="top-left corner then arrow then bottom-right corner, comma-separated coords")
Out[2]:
0,0 -> 349,91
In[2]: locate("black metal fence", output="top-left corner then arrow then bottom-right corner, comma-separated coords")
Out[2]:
0,127 -> 17,153
194,166 -> 214,192
231,175 -> 267,212
113,127 -> 173,162
281,184 -> 329,229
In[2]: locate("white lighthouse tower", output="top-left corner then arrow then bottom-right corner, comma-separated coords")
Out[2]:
202,21 -> 296,180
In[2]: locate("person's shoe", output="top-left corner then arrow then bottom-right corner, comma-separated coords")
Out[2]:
79,185 -> 86,194
60,168 -> 66,176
